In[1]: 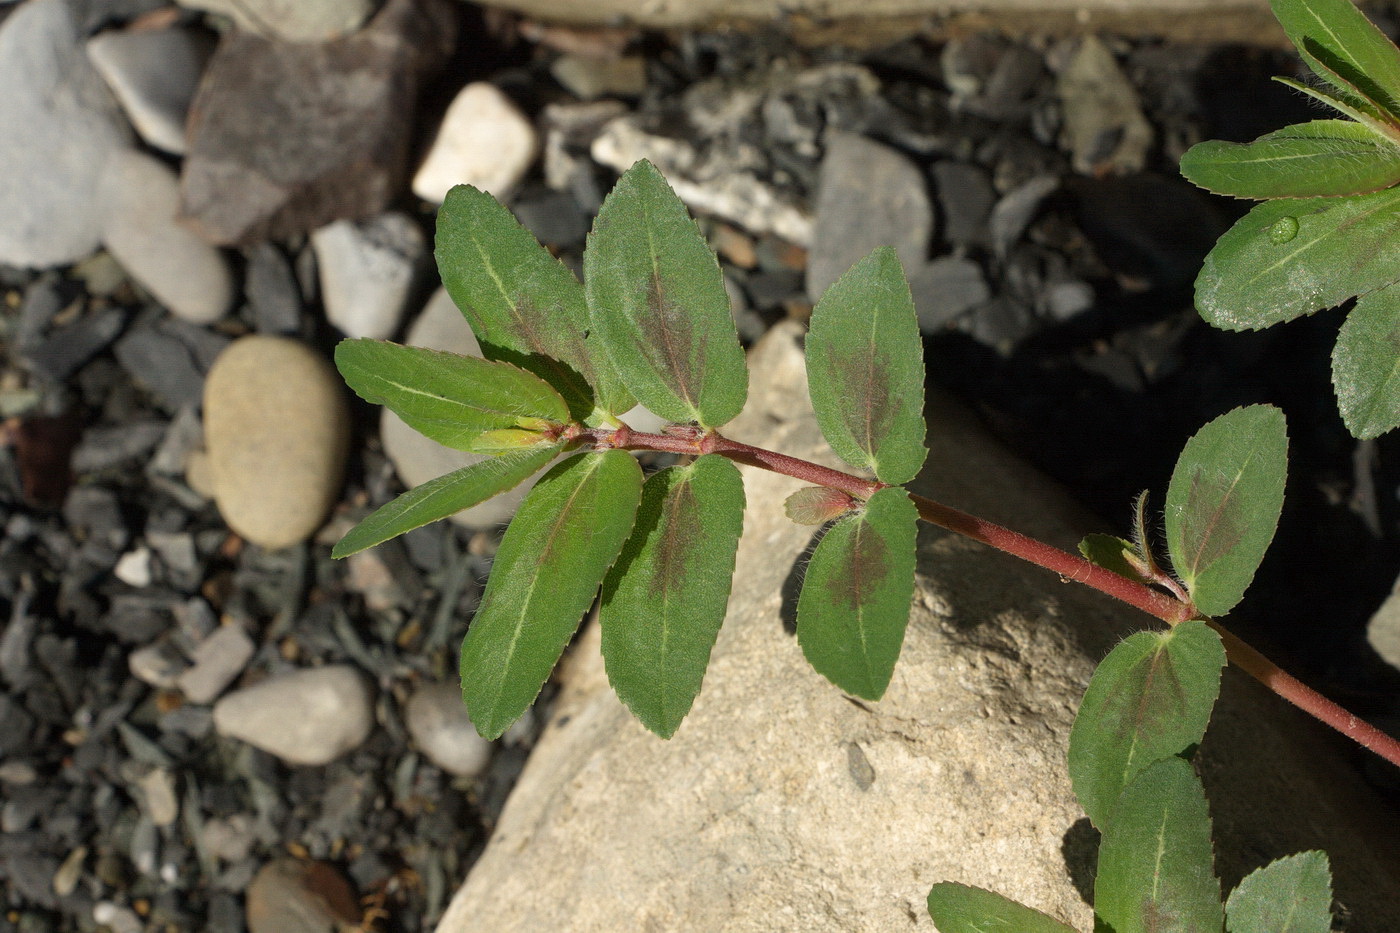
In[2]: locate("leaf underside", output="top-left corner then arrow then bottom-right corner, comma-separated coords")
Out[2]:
331,442 -> 563,559
1068,620 -> 1226,830
805,247 -> 928,485
335,339 -> 571,453
436,184 -> 633,422
599,455 -> 745,738
1332,280 -> 1400,438
585,160 -> 748,428
460,450 -> 643,739
796,486 -> 919,701
1194,186 -> 1400,331
925,882 -> 1080,933
1078,533 -> 1151,586
1164,405 -> 1288,617
1225,850 -> 1334,933
1093,757 -> 1223,933
1180,120 -> 1400,198
1271,0 -> 1400,123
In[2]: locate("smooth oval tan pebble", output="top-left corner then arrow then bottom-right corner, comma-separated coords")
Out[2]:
204,336 -> 349,549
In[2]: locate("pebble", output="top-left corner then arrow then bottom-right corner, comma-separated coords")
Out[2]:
26,308 -> 128,383
404,682 -> 493,778
245,858 -> 362,933
181,0 -> 455,244
413,82 -> 538,203
908,257 -> 991,332
0,0 -> 133,267
136,767 -> 179,826
244,243 -> 304,335
113,546 -> 154,588
931,161 -> 996,248
989,175 -> 1059,259
180,0 -> 378,42
380,288 -> 546,528
1367,578 -> 1400,672
1055,36 -> 1153,176
312,212 -> 425,340
550,54 -> 647,100
806,132 -> 932,301
113,322 -> 209,412
213,665 -> 375,766
203,336 -> 350,550
512,189 -> 591,249
97,150 -> 233,325
1043,279 -> 1096,322
86,24 -> 210,154
178,624 -> 255,704
92,903 -> 142,933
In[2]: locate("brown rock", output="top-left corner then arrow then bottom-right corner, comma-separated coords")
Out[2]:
246,858 -> 361,933
179,0 -> 454,245
437,321 -> 1400,931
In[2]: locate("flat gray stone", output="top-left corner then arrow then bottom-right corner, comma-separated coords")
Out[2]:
98,150 -> 233,325
87,24 -> 211,154
1055,36 -> 1153,176
312,212 -> 425,339
806,133 -> 932,300
909,256 -> 990,331
0,0 -> 133,267
214,665 -> 374,766
437,321 -> 1400,933
178,624 -> 255,704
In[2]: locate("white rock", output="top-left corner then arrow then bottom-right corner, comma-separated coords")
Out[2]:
1366,575 -> 1400,671
203,337 -> 350,549
176,0 -> 376,42
136,768 -> 179,827
92,903 -> 142,933
97,149 -> 233,325
313,212 -> 425,340
113,547 -> 153,588
0,0 -> 133,267
413,83 -> 537,204
550,54 -> 646,100
213,665 -> 374,766
128,640 -> 189,689
405,682 -> 494,778
178,625 -> 256,704
87,25 -> 210,155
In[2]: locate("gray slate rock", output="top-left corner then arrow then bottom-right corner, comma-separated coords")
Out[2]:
931,161 -> 995,247
27,308 -> 127,383
113,322 -> 208,411
180,0 -> 454,245
806,132 -> 932,301
244,243 -> 304,335
1055,36 -> 1153,176
98,149 -> 233,325
0,0 -> 133,267
312,212 -> 425,339
213,665 -> 374,766
908,256 -> 990,331
87,24 -> 211,154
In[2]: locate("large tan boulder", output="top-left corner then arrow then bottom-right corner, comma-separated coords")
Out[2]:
439,322 -> 1400,932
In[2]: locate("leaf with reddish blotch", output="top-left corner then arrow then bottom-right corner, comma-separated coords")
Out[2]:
1094,758 -> 1223,933
584,160 -> 748,428
806,247 -> 927,485
796,486 -> 918,700
460,450 -> 642,739
1068,620 -> 1225,830
1165,405 -> 1287,616
599,455 -> 745,738
436,184 -> 634,423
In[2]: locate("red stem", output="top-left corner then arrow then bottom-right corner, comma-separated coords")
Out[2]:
596,425 -> 1400,770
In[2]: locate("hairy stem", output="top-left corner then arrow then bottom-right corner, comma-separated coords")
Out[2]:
596,425 -> 1400,770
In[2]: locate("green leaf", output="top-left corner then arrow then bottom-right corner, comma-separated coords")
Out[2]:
1180,120 -> 1400,198
331,443 -> 562,559
460,450 -> 643,739
1068,620 -> 1227,829
1333,280 -> 1400,438
1078,533 -> 1151,586
598,455 -> 745,738
926,883 -> 1080,933
335,339 -> 571,453
1225,851 -> 1333,933
805,247 -> 928,485
796,486 -> 918,701
584,160 -> 748,428
1165,405 -> 1288,617
1271,0 -> 1400,122
436,184 -> 634,422
1194,186 -> 1400,331
1094,757 -> 1223,933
